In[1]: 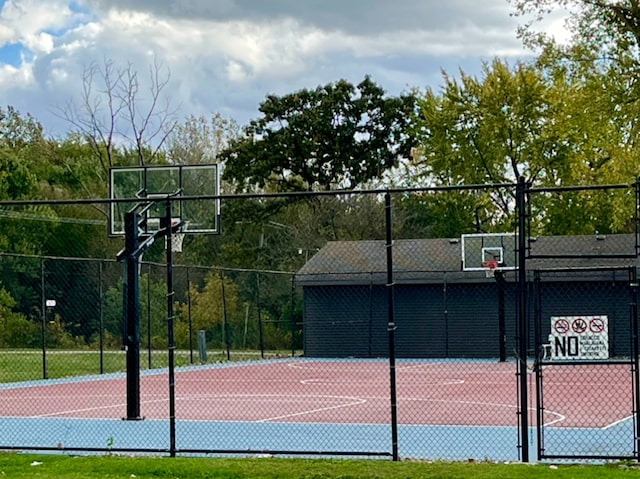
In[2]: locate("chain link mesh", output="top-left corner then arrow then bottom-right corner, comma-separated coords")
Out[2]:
0,184 -> 638,461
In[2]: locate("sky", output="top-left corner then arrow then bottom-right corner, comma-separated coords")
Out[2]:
0,0 -> 567,139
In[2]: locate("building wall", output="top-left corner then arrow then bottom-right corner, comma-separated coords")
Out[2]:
303,274 -> 631,358
534,278 -> 631,357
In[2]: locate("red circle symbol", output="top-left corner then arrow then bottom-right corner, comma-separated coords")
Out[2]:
590,318 -> 605,333
572,318 -> 588,334
554,319 -> 570,334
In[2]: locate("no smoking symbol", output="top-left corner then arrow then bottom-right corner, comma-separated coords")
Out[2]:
554,319 -> 570,334
572,318 -> 588,334
590,318 -> 605,333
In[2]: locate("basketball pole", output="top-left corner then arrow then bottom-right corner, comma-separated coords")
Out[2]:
494,269 -> 507,363
123,210 -> 143,420
119,200 -> 168,421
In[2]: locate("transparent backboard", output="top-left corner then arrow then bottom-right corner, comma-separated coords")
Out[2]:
461,233 -> 517,271
109,164 -> 220,237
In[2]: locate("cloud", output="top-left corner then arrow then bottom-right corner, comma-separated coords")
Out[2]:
82,0 -> 516,37
1,0 -> 88,50
0,0 -> 529,137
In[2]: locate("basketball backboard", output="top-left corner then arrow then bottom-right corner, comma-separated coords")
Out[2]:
461,233 -> 517,272
109,164 -> 220,237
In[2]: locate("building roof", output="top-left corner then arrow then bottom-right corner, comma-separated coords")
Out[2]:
295,234 -> 638,286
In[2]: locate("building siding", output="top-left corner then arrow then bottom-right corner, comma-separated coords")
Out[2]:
302,273 -> 631,359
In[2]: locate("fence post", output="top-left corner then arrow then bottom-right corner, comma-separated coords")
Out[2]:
40,259 -> 47,380
257,272 -> 265,359
630,266 -> 640,460
516,176 -> 530,462
187,267 -> 194,364
221,269 -> 231,360
385,191 -> 399,461
99,261 -> 104,375
165,201 -> 177,457
147,262 -> 152,369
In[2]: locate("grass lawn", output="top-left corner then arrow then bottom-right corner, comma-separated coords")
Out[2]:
0,454 -> 639,479
0,348 -> 280,383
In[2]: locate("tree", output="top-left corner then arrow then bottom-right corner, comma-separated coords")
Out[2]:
176,272 -> 245,349
410,58 -> 638,235
221,76 -> 415,192
58,58 -> 178,177
511,1 -> 640,180
0,105 -> 44,149
511,0 -> 640,59
166,113 -> 239,166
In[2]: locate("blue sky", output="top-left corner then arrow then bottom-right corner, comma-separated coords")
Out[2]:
0,41 -> 24,66
0,0 -> 567,139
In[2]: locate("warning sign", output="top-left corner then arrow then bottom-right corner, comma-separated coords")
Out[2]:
549,316 -> 609,360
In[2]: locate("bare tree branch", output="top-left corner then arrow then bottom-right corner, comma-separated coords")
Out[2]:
55,57 -> 179,170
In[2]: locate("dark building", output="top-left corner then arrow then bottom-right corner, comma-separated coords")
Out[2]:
295,234 -> 637,359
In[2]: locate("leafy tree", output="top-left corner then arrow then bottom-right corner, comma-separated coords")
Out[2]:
0,106 -> 41,198
175,271 -> 245,349
221,76 -> 415,192
166,113 -> 239,167
511,0 -> 640,59
410,57 -> 638,235
102,272 -> 170,348
0,107 -> 56,255
0,287 -> 39,348
509,0 -> 640,235
411,60 -> 549,232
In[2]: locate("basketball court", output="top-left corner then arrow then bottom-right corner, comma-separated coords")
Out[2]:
0,358 -> 634,460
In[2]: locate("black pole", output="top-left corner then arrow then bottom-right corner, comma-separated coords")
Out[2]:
368,276 -> 374,358
385,191 -> 399,461
164,201 -> 177,457
516,176 -> 529,462
221,270 -> 231,360
290,274 -> 297,357
256,272 -> 265,359
533,270 -> 544,459
40,259 -> 47,380
187,267 -> 194,364
147,263 -> 152,369
124,210 -> 142,420
99,262 -> 104,375
628,266 -> 640,460
495,271 -> 506,362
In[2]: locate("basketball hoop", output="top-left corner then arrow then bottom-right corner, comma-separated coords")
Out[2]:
482,260 -> 499,278
165,220 -> 186,253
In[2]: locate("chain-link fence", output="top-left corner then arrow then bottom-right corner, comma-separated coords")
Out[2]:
0,181 -> 639,461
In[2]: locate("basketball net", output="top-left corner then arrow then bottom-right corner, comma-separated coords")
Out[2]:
482,260 -> 499,278
165,220 -> 186,253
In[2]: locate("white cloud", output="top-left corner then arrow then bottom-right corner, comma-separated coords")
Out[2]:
0,0 -> 533,137
1,0 -> 85,48
0,22 -> 14,45
0,62 -> 34,90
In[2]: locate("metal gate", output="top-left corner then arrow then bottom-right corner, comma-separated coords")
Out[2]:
533,266 -> 640,460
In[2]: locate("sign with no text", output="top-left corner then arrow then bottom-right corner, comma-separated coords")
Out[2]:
549,316 -> 609,360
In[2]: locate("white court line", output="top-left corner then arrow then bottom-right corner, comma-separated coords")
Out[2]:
299,377 -> 465,386
604,414 -> 635,430
32,397 -> 170,418
255,395 -> 367,423
33,393 -> 368,423
541,411 -> 567,427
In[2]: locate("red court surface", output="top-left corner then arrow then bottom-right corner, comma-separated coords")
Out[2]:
0,359 -> 633,429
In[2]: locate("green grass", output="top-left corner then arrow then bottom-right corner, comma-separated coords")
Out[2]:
0,454 -> 638,479
0,349 -> 290,383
